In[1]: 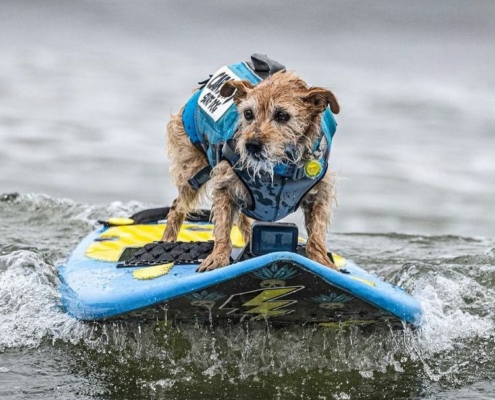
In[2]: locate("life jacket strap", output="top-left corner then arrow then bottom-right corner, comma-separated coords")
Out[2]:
221,139 -> 240,166
187,165 -> 213,191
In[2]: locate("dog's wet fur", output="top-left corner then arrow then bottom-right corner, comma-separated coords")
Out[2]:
162,71 -> 340,272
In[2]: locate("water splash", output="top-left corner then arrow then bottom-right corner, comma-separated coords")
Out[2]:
0,250 -> 86,349
0,194 -> 152,350
1,195 -> 495,398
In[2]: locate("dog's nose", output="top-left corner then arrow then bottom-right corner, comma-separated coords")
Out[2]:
245,139 -> 263,155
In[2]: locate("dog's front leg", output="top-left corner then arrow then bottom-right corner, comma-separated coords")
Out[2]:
162,184 -> 202,242
162,111 -> 209,242
196,188 -> 238,272
162,198 -> 186,242
301,172 -> 338,270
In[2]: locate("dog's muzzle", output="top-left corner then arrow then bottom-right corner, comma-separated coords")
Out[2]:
245,139 -> 263,156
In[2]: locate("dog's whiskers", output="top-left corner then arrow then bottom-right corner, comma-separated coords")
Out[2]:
237,150 -> 276,181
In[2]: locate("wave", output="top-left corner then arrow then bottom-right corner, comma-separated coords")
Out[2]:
1,194 -> 494,397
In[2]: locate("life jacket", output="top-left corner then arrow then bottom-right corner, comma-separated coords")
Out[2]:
181,54 -> 337,222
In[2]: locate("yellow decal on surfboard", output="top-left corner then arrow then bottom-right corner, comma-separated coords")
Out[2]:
331,253 -> 346,268
85,223 -> 245,262
349,276 -> 376,287
107,217 -> 135,226
132,263 -> 174,280
242,287 -> 301,319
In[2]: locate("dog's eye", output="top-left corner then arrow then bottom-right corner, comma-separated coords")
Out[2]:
243,109 -> 254,121
274,110 -> 290,123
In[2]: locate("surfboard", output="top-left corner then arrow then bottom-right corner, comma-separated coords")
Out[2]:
58,208 -> 422,328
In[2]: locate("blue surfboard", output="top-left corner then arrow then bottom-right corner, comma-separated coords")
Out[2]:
58,208 -> 422,327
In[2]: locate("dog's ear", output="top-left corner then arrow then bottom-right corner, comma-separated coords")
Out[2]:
220,80 -> 254,104
302,87 -> 340,114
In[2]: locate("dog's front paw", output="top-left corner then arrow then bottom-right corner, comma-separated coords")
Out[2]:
196,253 -> 230,272
306,248 -> 339,271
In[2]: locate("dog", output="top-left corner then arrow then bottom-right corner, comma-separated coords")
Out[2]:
162,54 -> 340,272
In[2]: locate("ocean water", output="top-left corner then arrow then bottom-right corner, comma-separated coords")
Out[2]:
1,0 -> 495,399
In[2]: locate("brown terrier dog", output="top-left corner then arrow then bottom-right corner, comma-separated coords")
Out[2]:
162,59 -> 339,272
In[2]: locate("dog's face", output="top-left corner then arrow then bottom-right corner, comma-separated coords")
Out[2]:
220,71 -> 339,178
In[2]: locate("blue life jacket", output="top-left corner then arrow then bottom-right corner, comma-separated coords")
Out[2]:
181,54 -> 337,222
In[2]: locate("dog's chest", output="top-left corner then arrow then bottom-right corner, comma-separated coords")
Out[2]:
234,168 -> 322,222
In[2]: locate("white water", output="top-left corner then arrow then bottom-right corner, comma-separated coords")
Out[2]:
1,198 -> 494,397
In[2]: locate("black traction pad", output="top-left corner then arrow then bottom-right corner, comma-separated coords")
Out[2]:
117,241 -> 338,269
118,241 -> 217,267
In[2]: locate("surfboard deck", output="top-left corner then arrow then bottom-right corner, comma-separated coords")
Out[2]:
58,211 -> 422,328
